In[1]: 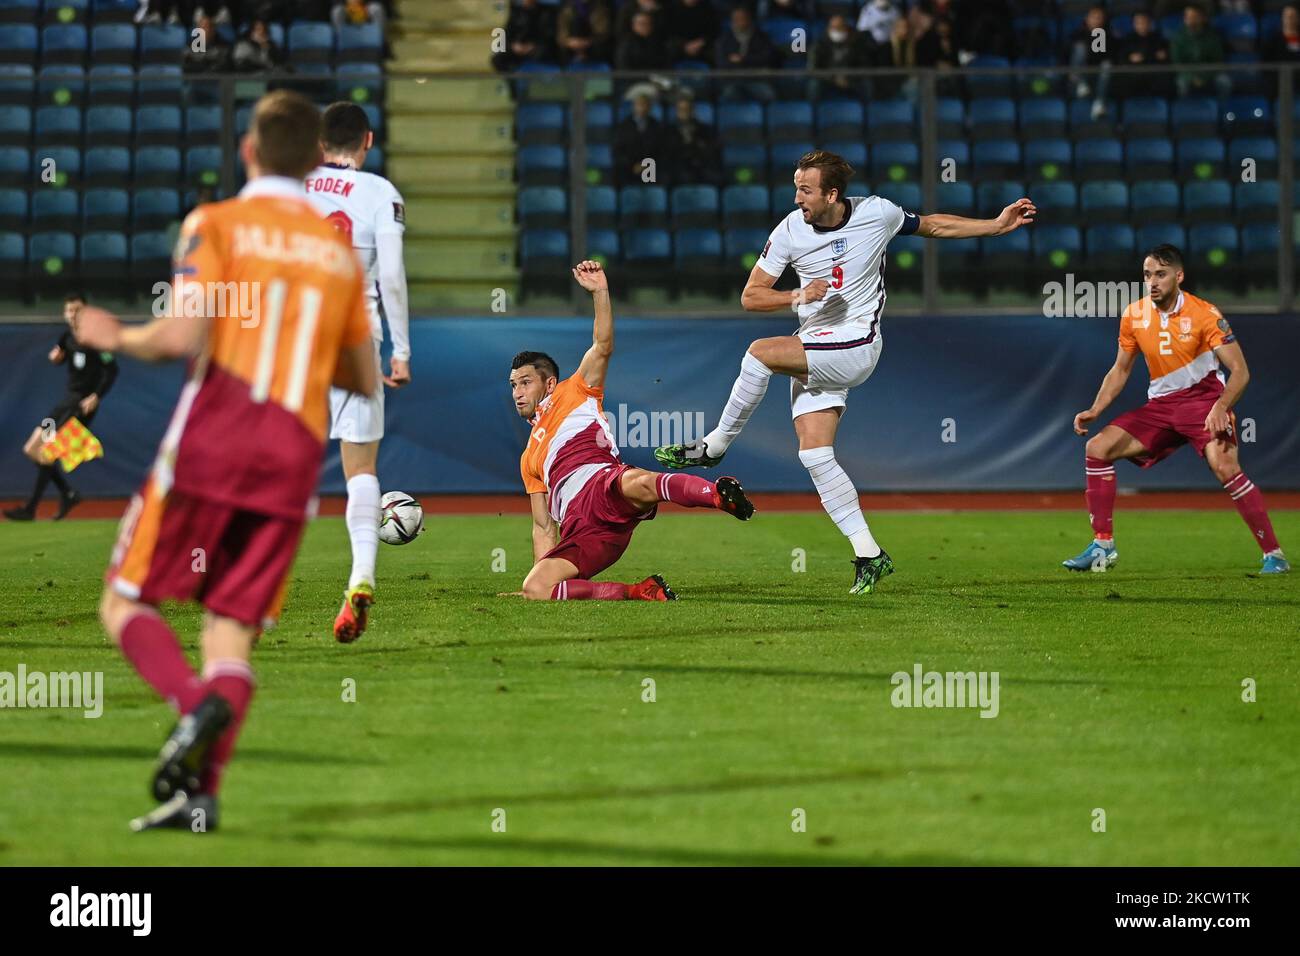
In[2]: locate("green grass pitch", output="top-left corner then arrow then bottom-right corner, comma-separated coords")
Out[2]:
1,509 -> 1297,866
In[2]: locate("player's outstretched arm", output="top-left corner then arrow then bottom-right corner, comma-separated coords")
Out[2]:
1074,347 -> 1137,435
74,306 -> 207,362
916,198 -> 1037,239
529,492 -> 558,563
574,260 -> 614,389
740,262 -> 830,312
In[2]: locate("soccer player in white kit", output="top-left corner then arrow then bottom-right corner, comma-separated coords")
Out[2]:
656,150 -> 1036,594
305,102 -> 410,640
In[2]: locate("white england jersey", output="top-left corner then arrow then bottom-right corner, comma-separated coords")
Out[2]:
304,162 -> 406,341
757,195 -> 919,334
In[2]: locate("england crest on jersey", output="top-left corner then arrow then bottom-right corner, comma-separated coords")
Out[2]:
831,238 -> 847,256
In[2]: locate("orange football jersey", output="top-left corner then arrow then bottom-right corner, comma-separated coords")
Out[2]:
1119,291 -> 1233,400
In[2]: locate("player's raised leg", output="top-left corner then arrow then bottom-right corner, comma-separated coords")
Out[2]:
792,407 -> 893,594
333,436 -> 381,643
655,336 -> 806,469
1204,440 -> 1288,574
1063,425 -> 1147,571
617,466 -> 756,520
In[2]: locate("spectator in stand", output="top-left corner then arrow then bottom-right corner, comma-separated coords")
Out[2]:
1116,10 -> 1171,97
232,17 -> 286,71
716,5 -> 778,102
856,0 -> 899,46
759,0 -> 814,18
808,14 -> 877,100
1069,5 -> 1113,120
558,0 -> 613,67
616,0 -> 663,41
667,0 -> 718,65
183,14 -> 232,73
880,15 -> 920,99
915,14 -> 960,94
331,0 -> 386,34
492,0 -> 558,73
1262,5 -> 1300,64
137,2 -> 243,25
666,92 -> 721,186
613,92 -> 664,186
616,9 -> 673,70
1171,3 -> 1230,97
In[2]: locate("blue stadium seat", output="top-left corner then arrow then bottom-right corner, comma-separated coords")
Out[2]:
1188,222 -> 1239,267
822,140 -> 866,170
0,144 -> 29,176
1125,138 -> 1174,180
674,227 -> 723,275
517,186 -> 566,229
31,189 -> 78,230
519,228 -> 569,267
87,64 -> 133,107
1031,181 -> 1077,217
1170,97 -> 1219,138
45,0 -> 89,22
671,184 -> 719,228
91,0 -> 137,23
1233,180 -> 1279,223
585,185 -> 616,228
936,139 -> 969,168
43,145 -> 79,184
1080,181 -> 1129,223
137,65 -> 183,107
1229,136 -> 1279,178
965,55 -> 1012,97
132,187 -> 179,229
0,0 -> 38,25
816,100 -> 863,141
0,24 -> 38,65
338,23 -> 383,64
584,143 -> 611,180
1177,138 -> 1226,179
81,230 -> 128,285
37,65 -> 84,109
0,102 -> 28,140
1131,180 -> 1181,220
761,17 -> 804,49
871,141 -> 918,182
1023,139 -> 1071,181
134,146 -> 180,186
769,183 -> 794,218
936,181 -> 974,217
768,140 -> 812,181
1084,224 -> 1136,269
185,105 -> 221,145
134,105 -> 182,146
584,101 -> 612,144
1241,223 -> 1279,273
1183,179 -> 1232,224
336,63 -> 383,105
887,233 -> 924,280
0,186 -> 25,229
1032,224 -> 1082,269
719,102 -> 764,145
980,229 -> 1028,284
724,227 -> 768,269
1020,98 -> 1066,138
1222,96 -> 1272,137
935,98 -> 965,139
976,181 -> 1025,217
130,229 -> 172,283
288,22 -> 334,64
91,23 -> 136,65
84,145 -> 129,186
866,99 -> 915,141
85,105 -> 132,146
517,145 -> 566,186
968,97 -> 1015,140
34,105 -> 80,146
516,103 -> 565,146
973,141 -> 1020,180
618,185 -> 668,229
723,144 -> 766,185
1068,99 -> 1117,140
185,145 -> 221,187
0,63 -> 32,106
874,181 -> 921,212
83,187 -> 129,231
624,228 -> 671,265
1076,138 -> 1123,179
585,228 -> 619,263
1214,12 -> 1258,53
28,229 -> 77,284
1120,97 -> 1169,139
1136,223 -> 1187,253
722,184 -> 769,228
768,100 -> 813,141
139,23 -> 185,65
0,230 -> 22,273
41,25 -> 88,66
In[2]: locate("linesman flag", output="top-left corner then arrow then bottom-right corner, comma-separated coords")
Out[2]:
40,417 -> 103,473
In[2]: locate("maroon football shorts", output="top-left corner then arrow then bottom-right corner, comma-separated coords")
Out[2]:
544,463 -> 656,579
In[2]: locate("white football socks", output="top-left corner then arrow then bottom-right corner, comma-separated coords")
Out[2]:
703,352 -> 772,456
345,473 -> 381,590
798,446 -> 881,558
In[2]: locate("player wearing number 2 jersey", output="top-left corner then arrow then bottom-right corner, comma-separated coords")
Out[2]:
1064,244 -> 1288,574
656,149 -> 1037,595
304,102 -> 410,644
74,92 -> 377,832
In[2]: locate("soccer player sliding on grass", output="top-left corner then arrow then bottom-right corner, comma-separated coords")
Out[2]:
1066,244 -> 1288,574
513,261 -> 755,602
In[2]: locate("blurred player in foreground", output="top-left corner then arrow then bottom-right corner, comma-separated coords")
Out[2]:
305,102 -> 410,644
513,261 -> 755,602
1066,244 -> 1288,574
4,292 -> 117,521
656,150 -> 1036,594
76,91 -> 377,831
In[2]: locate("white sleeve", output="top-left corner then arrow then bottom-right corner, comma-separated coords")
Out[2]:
375,182 -> 409,361
876,197 -> 919,239
756,219 -> 792,278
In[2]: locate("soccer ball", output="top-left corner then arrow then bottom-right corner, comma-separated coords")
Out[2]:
378,491 -> 424,546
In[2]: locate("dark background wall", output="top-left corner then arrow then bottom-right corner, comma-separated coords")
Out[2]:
3,314 -> 1297,498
